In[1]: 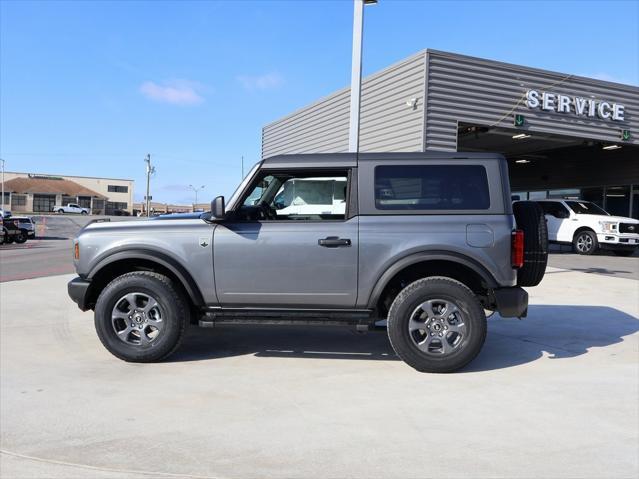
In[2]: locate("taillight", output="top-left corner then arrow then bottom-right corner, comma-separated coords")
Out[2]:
74,241 -> 80,260
512,230 -> 524,268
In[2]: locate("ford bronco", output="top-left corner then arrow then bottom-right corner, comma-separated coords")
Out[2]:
68,152 -> 547,372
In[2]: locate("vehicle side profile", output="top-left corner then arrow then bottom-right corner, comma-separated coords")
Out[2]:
68,152 -> 548,372
12,216 -> 36,239
534,199 -> 638,256
53,203 -> 90,215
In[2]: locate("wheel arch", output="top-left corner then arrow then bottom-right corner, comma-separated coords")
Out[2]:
86,249 -> 204,310
572,226 -> 596,239
366,251 -> 499,317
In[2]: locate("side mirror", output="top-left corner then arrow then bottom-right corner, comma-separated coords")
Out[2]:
211,196 -> 226,219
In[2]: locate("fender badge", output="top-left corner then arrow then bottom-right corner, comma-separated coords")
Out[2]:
199,238 -> 209,247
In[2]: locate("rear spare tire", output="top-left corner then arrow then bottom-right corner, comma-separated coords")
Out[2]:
513,201 -> 548,287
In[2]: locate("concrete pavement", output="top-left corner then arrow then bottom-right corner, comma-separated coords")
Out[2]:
1,268 -> 637,478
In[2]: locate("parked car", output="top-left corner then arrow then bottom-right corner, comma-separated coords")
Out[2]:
533,199 -> 639,256
12,216 -> 36,239
1,216 -> 27,244
53,203 -> 90,215
112,209 -> 131,216
0,208 -> 12,218
68,152 -> 548,373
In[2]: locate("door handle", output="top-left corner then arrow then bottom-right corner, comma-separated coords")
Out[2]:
318,236 -> 351,248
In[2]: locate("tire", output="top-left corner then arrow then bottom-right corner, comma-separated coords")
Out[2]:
81,210 -> 88,215
572,230 -> 597,255
513,201 -> 548,287
58,209 -> 64,214
94,271 -> 189,362
14,232 -> 27,244
613,249 -> 635,257
387,277 -> 487,373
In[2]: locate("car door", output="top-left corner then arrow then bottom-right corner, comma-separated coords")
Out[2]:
213,168 -> 358,308
539,201 -> 568,241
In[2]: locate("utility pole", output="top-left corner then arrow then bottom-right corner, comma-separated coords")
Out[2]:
0,159 -> 5,213
144,154 -> 155,217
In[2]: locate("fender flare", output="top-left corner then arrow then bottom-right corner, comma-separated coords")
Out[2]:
366,250 -> 499,309
87,248 -> 205,306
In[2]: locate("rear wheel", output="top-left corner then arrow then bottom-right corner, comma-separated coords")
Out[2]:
81,210 -> 88,215
94,272 -> 189,362
58,209 -> 64,214
387,277 -> 486,373
573,230 -> 597,255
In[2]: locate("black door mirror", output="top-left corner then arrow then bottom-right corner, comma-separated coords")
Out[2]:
211,196 -> 226,219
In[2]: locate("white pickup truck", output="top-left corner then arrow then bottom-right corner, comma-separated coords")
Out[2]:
53,203 -> 90,215
534,199 -> 638,256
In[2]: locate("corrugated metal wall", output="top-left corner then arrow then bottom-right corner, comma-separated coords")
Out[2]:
263,49 -> 639,157
262,53 -> 425,158
424,50 -> 639,151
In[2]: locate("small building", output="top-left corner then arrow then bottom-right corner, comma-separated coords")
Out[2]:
262,49 -> 638,219
1,172 -> 134,214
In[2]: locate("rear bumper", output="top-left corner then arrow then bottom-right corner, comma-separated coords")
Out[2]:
493,287 -> 528,318
68,277 -> 91,311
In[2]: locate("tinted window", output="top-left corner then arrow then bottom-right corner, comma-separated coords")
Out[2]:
108,185 -> 128,193
375,165 -> 490,210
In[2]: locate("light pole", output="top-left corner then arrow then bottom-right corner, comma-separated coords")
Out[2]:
348,0 -> 377,153
188,184 -> 205,209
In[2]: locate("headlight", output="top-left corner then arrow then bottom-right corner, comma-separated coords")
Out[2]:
599,221 -> 618,233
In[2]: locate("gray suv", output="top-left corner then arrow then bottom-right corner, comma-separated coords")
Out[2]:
68,153 -> 547,372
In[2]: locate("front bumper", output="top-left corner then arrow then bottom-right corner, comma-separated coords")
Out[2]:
597,233 -> 639,248
493,287 -> 528,318
68,277 -> 91,311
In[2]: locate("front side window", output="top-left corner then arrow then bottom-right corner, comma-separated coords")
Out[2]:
238,170 -> 348,221
539,201 -> 569,218
375,165 -> 490,210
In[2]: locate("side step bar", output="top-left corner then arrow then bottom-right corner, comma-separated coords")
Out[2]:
198,307 -> 375,328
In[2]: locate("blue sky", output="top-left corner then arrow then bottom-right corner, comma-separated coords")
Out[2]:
1,0 -> 637,204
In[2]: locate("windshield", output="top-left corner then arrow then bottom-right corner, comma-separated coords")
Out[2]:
565,201 -> 609,216
227,162 -> 261,210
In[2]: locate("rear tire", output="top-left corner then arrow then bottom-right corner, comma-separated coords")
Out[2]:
573,230 -> 597,255
94,271 -> 189,362
387,277 -> 486,373
58,209 -> 64,214
81,210 -> 88,215
14,232 -> 27,244
513,201 -> 548,286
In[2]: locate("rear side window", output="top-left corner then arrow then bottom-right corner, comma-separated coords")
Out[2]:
374,165 -> 490,210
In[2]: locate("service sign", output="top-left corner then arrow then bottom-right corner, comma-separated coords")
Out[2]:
526,90 -> 625,122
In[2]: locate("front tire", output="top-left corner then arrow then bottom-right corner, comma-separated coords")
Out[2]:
14,232 -> 27,244
94,272 -> 189,362
573,230 -> 597,255
387,277 -> 487,373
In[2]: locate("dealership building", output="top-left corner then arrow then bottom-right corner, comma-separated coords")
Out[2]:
1,172 -> 134,214
262,50 -> 638,219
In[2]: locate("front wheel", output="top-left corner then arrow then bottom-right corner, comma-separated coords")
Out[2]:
387,277 -> 487,373
94,271 -> 189,362
14,232 -> 27,244
573,230 -> 597,255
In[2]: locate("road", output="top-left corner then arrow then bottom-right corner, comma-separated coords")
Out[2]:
1,268 -> 637,478
0,215 -> 136,282
2,216 -> 638,282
